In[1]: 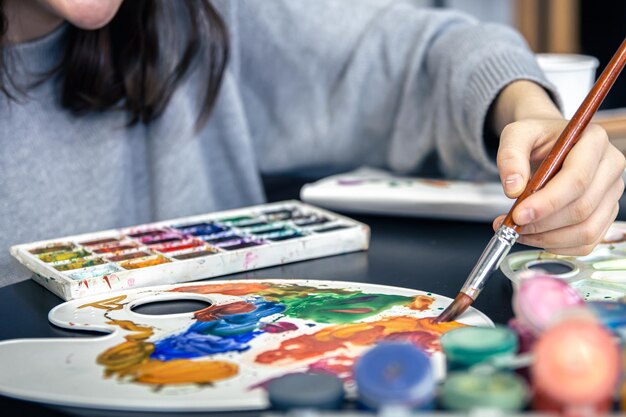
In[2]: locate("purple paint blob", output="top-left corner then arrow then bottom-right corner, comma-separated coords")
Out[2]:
513,273 -> 584,335
337,179 -> 364,186
260,321 -> 298,333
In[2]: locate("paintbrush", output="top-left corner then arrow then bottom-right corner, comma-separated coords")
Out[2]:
437,37 -> 626,323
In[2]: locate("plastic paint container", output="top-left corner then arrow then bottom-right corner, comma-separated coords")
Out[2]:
440,326 -> 518,371
532,317 -> 620,413
267,372 -> 345,411
439,372 -> 528,412
507,318 -> 536,354
354,343 -> 435,410
587,300 -> 626,334
513,272 -> 584,335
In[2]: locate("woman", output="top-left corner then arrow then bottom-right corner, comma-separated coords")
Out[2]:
1,0 -> 623,287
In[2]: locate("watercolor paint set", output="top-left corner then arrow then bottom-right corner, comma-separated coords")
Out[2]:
10,201 -> 370,300
502,221 -> 626,301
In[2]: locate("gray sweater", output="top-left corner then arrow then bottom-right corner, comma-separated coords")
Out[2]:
0,0 -> 552,287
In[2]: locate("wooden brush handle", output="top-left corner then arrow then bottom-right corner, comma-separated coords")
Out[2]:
503,37 -> 626,230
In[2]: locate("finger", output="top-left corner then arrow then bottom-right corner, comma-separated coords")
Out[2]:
497,121 -> 544,198
517,198 -> 620,252
492,214 -> 506,232
511,124 -> 610,226
537,204 -> 620,256
518,147 -> 625,234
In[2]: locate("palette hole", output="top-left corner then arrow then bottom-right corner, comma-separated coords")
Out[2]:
525,260 -> 578,277
131,299 -> 212,315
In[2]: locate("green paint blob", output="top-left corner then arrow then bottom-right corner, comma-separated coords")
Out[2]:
278,292 -> 412,324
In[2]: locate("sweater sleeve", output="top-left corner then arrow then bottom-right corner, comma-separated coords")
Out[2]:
229,0 -> 555,180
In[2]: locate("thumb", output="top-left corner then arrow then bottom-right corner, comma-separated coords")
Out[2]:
496,122 -> 537,198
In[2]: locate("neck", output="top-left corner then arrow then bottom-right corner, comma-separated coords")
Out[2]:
3,0 -> 64,45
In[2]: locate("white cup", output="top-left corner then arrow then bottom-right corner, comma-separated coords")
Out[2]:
536,53 -> 599,119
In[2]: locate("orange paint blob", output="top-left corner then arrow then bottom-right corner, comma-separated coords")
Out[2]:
169,282 -> 270,296
130,359 -> 238,385
97,341 -> 155,373
409,295 -> 435,311
255,316 -> 464,365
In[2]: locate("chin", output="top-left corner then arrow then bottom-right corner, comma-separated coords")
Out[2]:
45,0 -> 125,30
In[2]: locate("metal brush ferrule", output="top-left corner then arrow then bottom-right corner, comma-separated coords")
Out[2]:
461,225 -> 519,299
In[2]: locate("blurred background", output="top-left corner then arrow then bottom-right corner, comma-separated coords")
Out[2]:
417,0 -> 626,152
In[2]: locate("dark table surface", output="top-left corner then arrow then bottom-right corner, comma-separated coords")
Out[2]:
1,179 -> 624,417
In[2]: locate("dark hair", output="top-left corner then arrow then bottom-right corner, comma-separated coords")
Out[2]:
0,0 -> 229,128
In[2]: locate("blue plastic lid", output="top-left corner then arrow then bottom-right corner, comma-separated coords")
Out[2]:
267,372 -> 345,411
354,342 -> 435,408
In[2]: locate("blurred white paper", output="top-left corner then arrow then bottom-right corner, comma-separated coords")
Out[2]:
300,167 -> 514,223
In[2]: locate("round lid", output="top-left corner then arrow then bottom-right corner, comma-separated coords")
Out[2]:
532,318 -> 620,405
441,372 -> 528,411
440,326 -> 518,368
267,372 -> 345,411
513,274 -> 584,335
354,342 -> 434,408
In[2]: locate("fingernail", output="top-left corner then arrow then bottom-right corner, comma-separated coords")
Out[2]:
518,208 -> 536,224
504,174 -> 523,194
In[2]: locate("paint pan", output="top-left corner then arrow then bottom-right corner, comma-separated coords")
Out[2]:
174,222 -> 227,236
38,249 -> 91,263
92,242 -> 139,254
106,251 -> 153,262
68,264 -> 122,280
218,238 -> 264,251
263,208 -> 301,221
294,216 -> 330,227
119,255 -> 171,270
149,239 -> 206,253
139,232 -> 183,245
126,228 -> 167,238
54,257 -> 106,271
28,243 -> 75,255
78,237 -> 121,247
502,221 -> 626,301
11,201 -> 369,300
173,249 -> 218,260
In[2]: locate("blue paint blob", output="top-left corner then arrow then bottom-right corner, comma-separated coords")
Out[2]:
150,298 -> 286,360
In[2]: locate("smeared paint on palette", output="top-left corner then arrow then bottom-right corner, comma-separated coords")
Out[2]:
0,279 -> 492,412
502,221 -> 626,301
10,201 -> 369,300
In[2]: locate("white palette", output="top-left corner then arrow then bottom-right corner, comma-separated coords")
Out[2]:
0,279 -> 492,412
501,222 -> 626,301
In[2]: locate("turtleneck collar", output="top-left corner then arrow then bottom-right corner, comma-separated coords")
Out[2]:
4,22 -> 69,84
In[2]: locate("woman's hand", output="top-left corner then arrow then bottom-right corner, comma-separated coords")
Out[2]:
490,80 -> 626,255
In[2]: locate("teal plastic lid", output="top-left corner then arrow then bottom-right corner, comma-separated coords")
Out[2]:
440,372 -> 528,411
440,326 -> 518,368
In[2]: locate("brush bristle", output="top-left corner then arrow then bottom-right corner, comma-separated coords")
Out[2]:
435,292 -> 474,322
